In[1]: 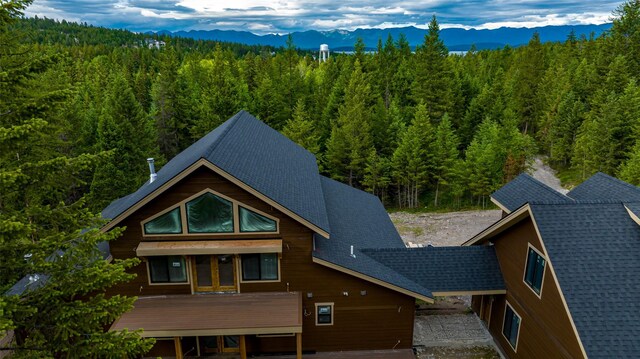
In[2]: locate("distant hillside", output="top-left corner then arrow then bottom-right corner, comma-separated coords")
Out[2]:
150,24 -> 612,50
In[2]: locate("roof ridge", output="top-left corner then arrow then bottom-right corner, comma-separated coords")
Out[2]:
594,172 -> 640,191
203,110 -> 245,159
521,173 -> 572,202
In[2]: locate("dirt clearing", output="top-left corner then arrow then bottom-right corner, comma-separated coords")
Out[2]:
390,210 -> 501,247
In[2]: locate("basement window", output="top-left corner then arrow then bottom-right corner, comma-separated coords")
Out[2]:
316,303 -> 334,326
524,245 -> 546,295
502,302 -> 521,351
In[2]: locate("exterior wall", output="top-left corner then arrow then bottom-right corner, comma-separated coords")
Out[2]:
472,217 -> 584,359
108,166 -> 415,353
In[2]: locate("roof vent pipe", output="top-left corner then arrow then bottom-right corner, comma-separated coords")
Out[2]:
147,158 -> 157,184
350,245 -> 356,258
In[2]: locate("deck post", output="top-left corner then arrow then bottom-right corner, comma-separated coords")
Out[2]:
240,335 -> 247,359
296,332 -> 302,359
174,337 -> 183,359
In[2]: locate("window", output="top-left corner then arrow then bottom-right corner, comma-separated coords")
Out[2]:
239,206 -> 277,232
316,303 -> 334,326
144,207 -> 182,234
241,253 -> 279,281
186,193 -> 233,233
524,246 -> 546,295
148,256 -> 188,283
502,303 -> 521,351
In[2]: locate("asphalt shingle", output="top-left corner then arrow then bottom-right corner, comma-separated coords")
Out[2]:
103,110 -> 330,234
567,172 -> 640,202
362,246 -> 505,293
491,173 -> 572,212
531,202 -> 640,358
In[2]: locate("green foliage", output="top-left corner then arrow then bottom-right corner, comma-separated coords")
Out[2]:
282,99 -> 321,157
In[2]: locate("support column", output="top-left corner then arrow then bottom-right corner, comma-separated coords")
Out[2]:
239,335 -> 247,359
296,332 -> 302,359
174,337 -> 183,359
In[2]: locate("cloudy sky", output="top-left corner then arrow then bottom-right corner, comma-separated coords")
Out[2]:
25,0 -> 624,34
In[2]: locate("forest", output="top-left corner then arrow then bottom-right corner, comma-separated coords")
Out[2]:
2,0 -> 640,356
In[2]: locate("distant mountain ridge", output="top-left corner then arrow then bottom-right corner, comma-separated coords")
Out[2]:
149,24 -> 612,50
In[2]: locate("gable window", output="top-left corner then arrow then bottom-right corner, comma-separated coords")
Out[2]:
524,246 -> 546,295
144,207 -> 182,234
502,302 -> 521,351
186,192 -> 233,233
241,253 -> 279,281
239,206 -> 277,232
140,189 -> 279,236
316,303 -> 334,326
148,256 -> 188,284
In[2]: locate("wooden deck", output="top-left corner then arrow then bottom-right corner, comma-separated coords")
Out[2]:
110,292 -> 302,337
175,349 -> 416,359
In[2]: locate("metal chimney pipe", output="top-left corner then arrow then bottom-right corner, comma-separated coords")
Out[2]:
147,158 -> 157,183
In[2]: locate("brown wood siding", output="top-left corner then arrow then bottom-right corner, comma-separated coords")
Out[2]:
477,218 -> 583,359
108,166 -> 415,353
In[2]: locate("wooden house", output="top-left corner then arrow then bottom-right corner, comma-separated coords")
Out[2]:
94,111 -> 503,358
466,172 -> 640,358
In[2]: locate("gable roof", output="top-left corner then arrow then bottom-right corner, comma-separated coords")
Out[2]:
567,172 -> 640,202
362,246 -> 505,295
530,202 -> 640,359
491,173 -> 573,213
312,176 -> 434,301
102,110 -> 330,235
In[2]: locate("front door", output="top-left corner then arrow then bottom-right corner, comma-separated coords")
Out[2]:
193,255 -> 237,292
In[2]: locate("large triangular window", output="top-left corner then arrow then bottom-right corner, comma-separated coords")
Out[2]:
239,206 -> 277,232
186,192 -> 234,233
144,207 -> 182,234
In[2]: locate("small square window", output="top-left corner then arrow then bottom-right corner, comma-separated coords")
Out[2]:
524,246 -> 546,295
502,302 -> 521,351
148,256 -> 187,284
316,303 -> 333,326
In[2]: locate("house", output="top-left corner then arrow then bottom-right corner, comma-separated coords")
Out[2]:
94,110 -> 503,358
465,172 -> 640,358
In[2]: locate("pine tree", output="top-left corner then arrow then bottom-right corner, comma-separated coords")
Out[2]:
411,15 -> 452,120
620,141 -> 640,185
282,99 -> 321,156
392,104 -> 435,208
325,60 -> 374,186
432,113 -> 461,206
90,73 -> 158,211
0,1 -> 153,355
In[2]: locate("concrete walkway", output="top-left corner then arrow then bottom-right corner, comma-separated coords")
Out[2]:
413,314 -> 495,347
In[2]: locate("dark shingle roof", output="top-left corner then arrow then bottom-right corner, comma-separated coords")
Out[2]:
362,246 -> 505,293
530,202 -> 640,358
491,173 -> 573,212
567,172 -> 640,202
313,176 -> 432,299
103,110 -> 330,234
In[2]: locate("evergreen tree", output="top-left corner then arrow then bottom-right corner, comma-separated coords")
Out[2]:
411,15 -> 452,120
282,99 -> 321,156
325,60 -> 374,186
90,73 -> 158,211
0,1 -> 153,356
432,113 -> 461,206
392,104 -> 435,208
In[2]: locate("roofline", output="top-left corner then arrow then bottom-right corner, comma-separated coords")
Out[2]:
101,159 -> 330,239
311,257 -> 434,303
624,205 -> 640,226
528,210 -> 589,359
463,203 -> 589,358
490,196 -> 512,214
432,289 -> 506,296
462,204 -> 531,246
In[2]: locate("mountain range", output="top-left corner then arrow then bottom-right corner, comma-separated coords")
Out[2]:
149,24 -> 612,51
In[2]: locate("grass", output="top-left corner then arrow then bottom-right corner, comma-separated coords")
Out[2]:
393,224 -> 425,237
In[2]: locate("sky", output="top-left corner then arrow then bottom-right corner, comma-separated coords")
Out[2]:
25,0 -> 624,34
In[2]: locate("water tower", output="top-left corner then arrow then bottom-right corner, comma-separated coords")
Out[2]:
319,44 -> 330,63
